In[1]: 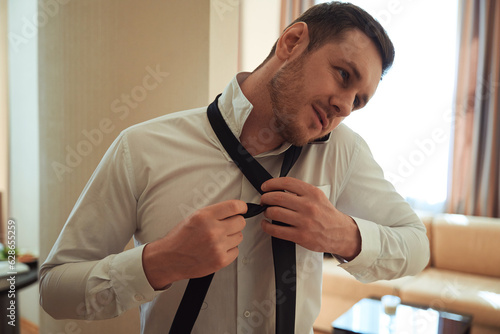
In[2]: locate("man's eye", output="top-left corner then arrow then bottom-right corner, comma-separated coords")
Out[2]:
339,69 -> 349,81
353,96 -> 360,109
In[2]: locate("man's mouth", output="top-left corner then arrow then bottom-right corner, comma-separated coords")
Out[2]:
313,105 -> 327,129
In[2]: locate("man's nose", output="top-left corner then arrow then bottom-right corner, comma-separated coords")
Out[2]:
330,92 -> 355,117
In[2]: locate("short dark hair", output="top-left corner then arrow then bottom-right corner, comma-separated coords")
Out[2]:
257,1 -> 395,77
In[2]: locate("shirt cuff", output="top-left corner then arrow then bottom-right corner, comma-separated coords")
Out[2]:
337,216 -> 381,283
109,244 -> 166,308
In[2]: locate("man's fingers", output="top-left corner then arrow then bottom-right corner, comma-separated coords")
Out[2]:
261,177 -> 313,196
225,246 -> 240,263
222,215 -> 247,235
263,205 -> 300,226
225,231 -> 244,250
207,200 -> 248,219
260,191 -> 301,210
260,219 -> 297,243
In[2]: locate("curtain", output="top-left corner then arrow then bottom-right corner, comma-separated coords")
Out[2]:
280,0 -> 315,32
447,0 -> 500,218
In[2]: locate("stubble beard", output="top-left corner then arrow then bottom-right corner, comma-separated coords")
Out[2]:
267,54 -> 316,147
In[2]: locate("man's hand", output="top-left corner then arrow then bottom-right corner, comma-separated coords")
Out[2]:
260,177 -> 361,260
142,200 -> 247,290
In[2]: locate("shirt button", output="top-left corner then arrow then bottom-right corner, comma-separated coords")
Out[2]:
242,257 -> 249,264
134,294 -> 144,302
243,310 -> 251,318
201,302 -> 208,310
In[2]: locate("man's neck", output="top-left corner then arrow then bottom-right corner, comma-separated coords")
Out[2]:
239,70 -> 285,156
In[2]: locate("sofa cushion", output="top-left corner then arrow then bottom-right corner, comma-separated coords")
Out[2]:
399,268 -> 500,328
432,214 -> 500,278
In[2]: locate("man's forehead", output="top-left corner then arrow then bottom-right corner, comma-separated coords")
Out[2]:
328,29 -> 379,59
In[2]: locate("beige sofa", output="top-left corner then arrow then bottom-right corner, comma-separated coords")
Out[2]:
314,213 -> 500,334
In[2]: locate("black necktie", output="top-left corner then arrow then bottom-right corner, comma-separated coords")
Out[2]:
169,95 -> 300,334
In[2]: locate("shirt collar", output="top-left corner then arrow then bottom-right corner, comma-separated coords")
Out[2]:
216,73 -> 290,157
217,72 -> 253,141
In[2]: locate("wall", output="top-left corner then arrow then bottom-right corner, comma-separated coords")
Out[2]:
209,0 -> 240,98
7,0 -> 40,327
37,0 -> 238,333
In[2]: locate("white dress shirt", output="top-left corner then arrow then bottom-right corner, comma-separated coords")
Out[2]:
40,73 -> 430,334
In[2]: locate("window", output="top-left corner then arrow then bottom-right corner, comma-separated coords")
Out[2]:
316,0 -> 459,212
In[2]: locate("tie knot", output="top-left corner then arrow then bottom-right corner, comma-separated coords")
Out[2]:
243,203 -> 268,218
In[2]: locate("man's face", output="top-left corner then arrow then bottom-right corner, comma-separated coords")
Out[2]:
268,28 -> 383,146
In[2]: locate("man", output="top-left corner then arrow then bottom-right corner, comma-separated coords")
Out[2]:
40,2 -> 430,333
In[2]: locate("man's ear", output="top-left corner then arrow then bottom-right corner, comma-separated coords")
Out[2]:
275,22 -> 310,61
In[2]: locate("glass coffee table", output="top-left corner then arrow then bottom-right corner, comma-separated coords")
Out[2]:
332,297 -> 472,334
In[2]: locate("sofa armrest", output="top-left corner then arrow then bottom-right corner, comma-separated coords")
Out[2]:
432,214 -> 500,278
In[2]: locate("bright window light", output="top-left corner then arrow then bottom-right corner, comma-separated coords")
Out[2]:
316,0 -> 459,212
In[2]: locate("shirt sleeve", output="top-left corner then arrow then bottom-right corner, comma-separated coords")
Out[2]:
39,131 -> 164,320
334,133 -> 430,283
